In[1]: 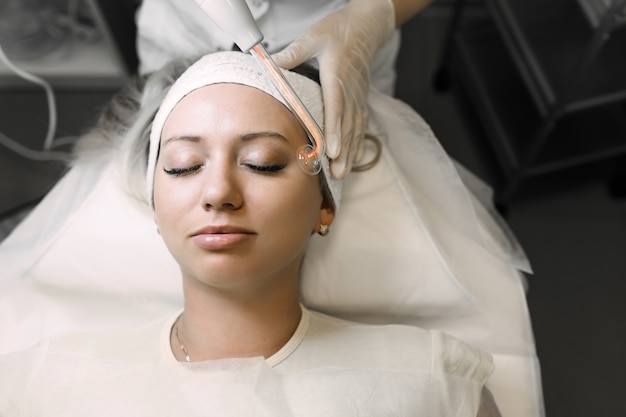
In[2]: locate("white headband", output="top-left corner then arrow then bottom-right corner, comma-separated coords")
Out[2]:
147,51 -> 341,209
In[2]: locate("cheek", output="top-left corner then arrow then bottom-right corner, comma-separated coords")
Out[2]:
153,180 -> 173,232
152,173 -> 197,231
260,178 -> 323,229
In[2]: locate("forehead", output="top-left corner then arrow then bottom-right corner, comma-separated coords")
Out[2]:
161,83 -> 306,144
166,83 -> 294,125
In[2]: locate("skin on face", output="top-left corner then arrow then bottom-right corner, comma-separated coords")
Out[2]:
153,83 -> 333,297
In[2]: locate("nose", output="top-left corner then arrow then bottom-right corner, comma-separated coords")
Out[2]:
200,160 -> 243,211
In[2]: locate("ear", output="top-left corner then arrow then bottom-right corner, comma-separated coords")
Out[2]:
320,207 -> 335,227
316,206 -> 335,234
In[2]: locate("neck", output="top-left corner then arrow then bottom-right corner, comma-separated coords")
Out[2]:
172,276 -> 302,362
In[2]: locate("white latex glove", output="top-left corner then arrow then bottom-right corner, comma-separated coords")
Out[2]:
272,0 -> 396,178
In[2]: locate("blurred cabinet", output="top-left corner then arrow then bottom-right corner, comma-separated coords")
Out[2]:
0,0 -> 138,90
0,0 -> 139,214
441,0 -> 626,204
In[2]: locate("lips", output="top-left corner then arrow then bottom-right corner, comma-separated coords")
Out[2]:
190,225 -> 256,250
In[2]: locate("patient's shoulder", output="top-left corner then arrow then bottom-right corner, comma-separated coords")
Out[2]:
430,330 -> 494,383
301,309 -> 493,382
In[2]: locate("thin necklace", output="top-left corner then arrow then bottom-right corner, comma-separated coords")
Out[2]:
174,316 -> 192,362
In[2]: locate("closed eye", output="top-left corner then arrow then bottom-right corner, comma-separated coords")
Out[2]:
245,163 -> 286,173
163,165 -> 202,176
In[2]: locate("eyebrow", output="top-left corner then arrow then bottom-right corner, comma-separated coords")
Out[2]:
161,131 -> 290,149
162,135 -> 201,148
240,131 -> 289,142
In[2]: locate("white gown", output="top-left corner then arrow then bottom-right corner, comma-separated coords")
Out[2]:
0,308 -> 493,416
135,0 -> 401,95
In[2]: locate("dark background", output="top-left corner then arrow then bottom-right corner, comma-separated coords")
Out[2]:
1,1 -> 625,416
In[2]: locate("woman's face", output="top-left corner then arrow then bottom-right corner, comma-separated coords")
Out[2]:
153,83 -> 332,292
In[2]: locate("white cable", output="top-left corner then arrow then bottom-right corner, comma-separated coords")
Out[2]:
0,131 -> 70,162
0,40 -> 71,162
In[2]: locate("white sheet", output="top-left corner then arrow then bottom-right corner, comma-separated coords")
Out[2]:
0,89 -> 544,417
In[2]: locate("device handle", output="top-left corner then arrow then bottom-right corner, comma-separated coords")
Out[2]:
193,0 -> 263,52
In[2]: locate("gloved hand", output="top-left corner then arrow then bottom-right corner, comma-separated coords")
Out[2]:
272,0 -> 396,178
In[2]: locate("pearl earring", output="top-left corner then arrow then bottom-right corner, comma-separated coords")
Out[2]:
318,224 -> 329,236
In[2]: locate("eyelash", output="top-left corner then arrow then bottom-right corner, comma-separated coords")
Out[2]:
163,165 -> 202,177
245,163 -> 286,173
162,163 -> 286,176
